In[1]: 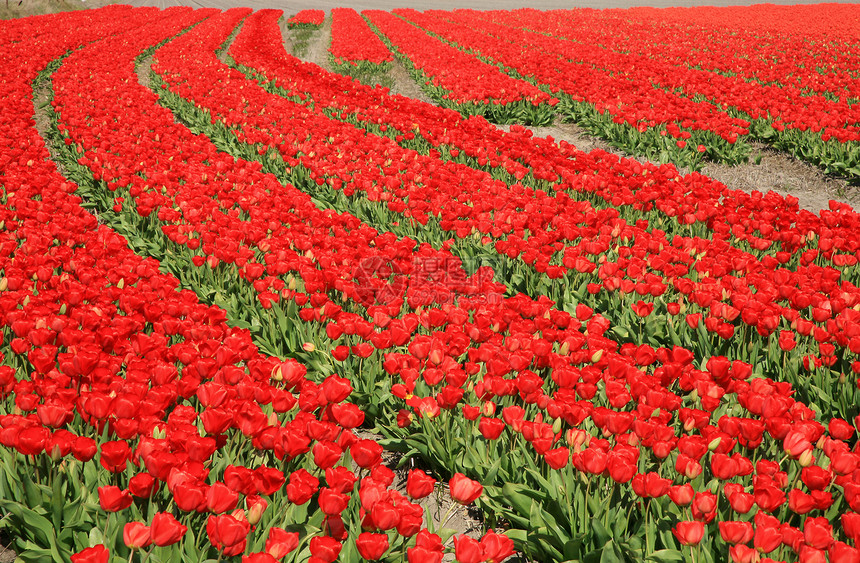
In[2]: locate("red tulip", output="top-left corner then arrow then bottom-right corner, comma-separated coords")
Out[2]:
123,522 -> 151,550
719,521 -> 753,545
804,516 -> 834,550
99,440 -> 132,473
318,487 -> 350,515
829,541 -> 860,563
312,440 -> 343,469
480,530 -> 514,563
788,489 -> 816,515
98,486 -> 133,512
350,439 -> 383,469
406,469 -> 436,499
668,484 -> 694,506
672,521 -> 704,546
753,513 -> 782,554
71,545 -> 109,563
449,473 -> 482,505
129,473 -> 158,498
150,512 -> 187,546
265,527 -> 299,559
309,536 -> 342,563
207,482 -> 240,514
478,416 -> 506,440
356,532 -> 389,560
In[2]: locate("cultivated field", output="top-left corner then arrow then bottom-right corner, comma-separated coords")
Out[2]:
1,4 -> 859,563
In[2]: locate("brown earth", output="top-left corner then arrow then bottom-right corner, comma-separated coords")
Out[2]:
0,0 -> 114,19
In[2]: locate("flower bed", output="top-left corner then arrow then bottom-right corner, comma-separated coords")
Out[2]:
286,10 -> 324,29
329,8 -> 393,76
2,6 -> 860,563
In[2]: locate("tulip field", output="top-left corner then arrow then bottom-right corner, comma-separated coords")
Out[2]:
2,3 -> 860,563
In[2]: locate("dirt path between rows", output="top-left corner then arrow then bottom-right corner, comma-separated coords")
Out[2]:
289,22 -> 856,216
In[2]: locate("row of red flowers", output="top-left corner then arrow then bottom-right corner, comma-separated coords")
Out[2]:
60,5 -> 860,563
0,7 -> 508,563
5,6 -> 860,563
362,9 -> 558,123
286,10 -> 324,29
329,8 -> 393,68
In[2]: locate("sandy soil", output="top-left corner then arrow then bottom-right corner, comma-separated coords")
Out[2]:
0,0 -> 114,18
500,122 -> 855,215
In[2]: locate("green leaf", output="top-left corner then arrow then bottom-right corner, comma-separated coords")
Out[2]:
592,518 -> 611,546
646,549 -> 686,563
0,499 -> 53,547
499,483 -> 537,518
563,537 -> 584,560
593,540 -> 627,563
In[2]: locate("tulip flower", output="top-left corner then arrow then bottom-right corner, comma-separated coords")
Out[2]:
150,513 -> 187,547
356,532 -> 389,561
449,473 -> 483,505
123,523 -> 151,550
71,545 -> 110,563
672,521 -> 704,546
406,469 -> 436,499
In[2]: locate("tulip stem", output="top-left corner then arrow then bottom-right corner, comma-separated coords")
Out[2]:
582,477 -> 591,534
644,499 -> 651,556
103,513 -> 111,549
603,481 -> 615,530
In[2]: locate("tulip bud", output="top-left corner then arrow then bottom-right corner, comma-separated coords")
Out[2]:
591,350 -> 603,363
247,497 -> 267,526
271,365 -> 283,382
798,450 -> 815,467
49,443 -> 63,463
481,401 -> 496,417
302,342 -> 316,353
0,278 -> 7,291
59,303 -> 66,315
559,341 -> 570,355
552,417 -> 562,434
708,437 -> 722,452
116,278 -> 125,289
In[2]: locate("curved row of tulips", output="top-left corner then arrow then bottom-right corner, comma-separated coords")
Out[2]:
5,7 -> 850,560
24,7 -> 860,563
523,5 -> 860,103
385,7 -> 860,178
383,8 -> 751,170
360,10 -> 558,126
328,8 -> 392,78
1,8 -> 504,563
287,10 -> 324,29
219,11 -> 860,431
473,8 -> 860,177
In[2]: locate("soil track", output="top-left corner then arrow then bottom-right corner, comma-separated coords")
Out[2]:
122,0 -> 855,215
